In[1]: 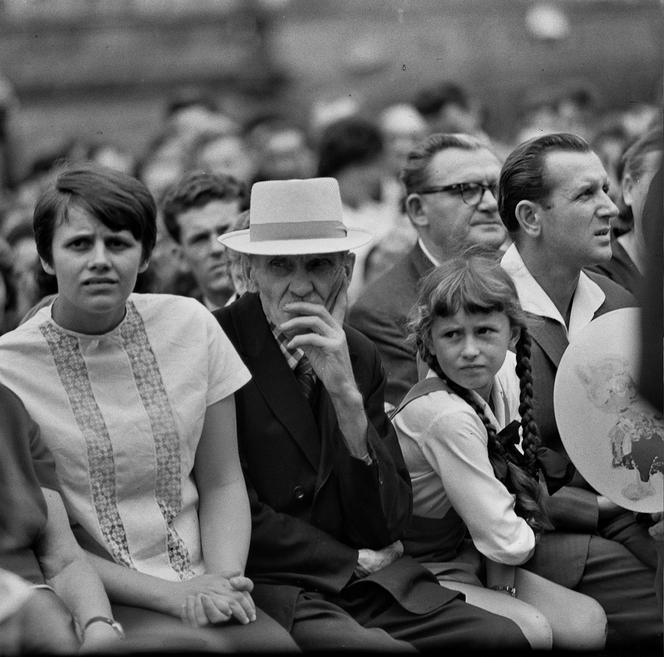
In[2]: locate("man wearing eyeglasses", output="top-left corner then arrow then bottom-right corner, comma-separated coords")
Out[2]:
349,133 -> 506,410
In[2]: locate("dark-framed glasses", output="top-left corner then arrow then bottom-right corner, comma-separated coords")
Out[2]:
416,181 -> 498,206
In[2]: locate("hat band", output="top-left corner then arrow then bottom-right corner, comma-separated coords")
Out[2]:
250,221 -> 347,242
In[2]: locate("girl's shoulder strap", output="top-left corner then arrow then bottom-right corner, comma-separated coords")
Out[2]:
389,376 -> 451,421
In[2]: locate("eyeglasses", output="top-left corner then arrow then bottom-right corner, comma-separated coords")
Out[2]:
416,181 -> 498,206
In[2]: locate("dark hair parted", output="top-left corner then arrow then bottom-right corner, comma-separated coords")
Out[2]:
33,162 -> 157,266
160,170 -> 249,244
408,250 -> 552,533
498,132 -> 590,233
400,132 -> 495,195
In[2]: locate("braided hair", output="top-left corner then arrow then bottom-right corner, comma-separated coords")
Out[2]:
409,249 -> 552,533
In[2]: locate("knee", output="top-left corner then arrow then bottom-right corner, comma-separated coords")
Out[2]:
577,599 -> 608,649
555,598 -> 607,651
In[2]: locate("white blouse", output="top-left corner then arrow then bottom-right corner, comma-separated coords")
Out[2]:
393,352 -> 536,565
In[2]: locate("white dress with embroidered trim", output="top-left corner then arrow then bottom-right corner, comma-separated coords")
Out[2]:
0,294 -> 250,581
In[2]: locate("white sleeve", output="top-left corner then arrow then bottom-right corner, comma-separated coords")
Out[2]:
203,310 -> 251,406
419,407 -> 535,565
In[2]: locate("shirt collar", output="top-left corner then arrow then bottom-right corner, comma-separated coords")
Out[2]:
269,322 -> 304,371
418,238 -> 441,267
501,243 -> 605,340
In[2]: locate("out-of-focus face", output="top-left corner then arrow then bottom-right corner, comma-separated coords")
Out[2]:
429,309 -> 517,402
410,147 -> 505,257
247,252 -> 352,338
380,106 -> 428,177
594,135 -> 626,204
177,199 -> 242,306
260,129 -> 315,180
196,135 -> 255,185
42,206 -> 147,334
537,150 -> 618,268
623,149 -> 661,237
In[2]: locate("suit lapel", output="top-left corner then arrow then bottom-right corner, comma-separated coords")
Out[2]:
233,295 -> 321,469
526,313 -> 569,368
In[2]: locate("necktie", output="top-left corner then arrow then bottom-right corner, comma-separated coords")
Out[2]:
294,356 -> 317,401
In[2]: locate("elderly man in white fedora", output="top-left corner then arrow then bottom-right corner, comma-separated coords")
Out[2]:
213,177 -> 529,652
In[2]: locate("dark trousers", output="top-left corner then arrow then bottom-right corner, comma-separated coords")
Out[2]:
527,533 -> 662,651
575,535 -> 662,650
289,584 -> 529,652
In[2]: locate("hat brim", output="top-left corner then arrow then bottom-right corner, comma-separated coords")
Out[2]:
218,228 -> 373,255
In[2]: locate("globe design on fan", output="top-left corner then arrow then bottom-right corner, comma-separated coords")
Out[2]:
575,356 -> 664,502
554,308 -> 664,513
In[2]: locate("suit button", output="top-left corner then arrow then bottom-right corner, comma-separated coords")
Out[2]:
293,485 -> 305,500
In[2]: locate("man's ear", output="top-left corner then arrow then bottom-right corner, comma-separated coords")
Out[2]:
139,257 -> 150,274
343,251 -> 356,280
40,257 -> 55,276
405,193 -> 429,229
514,200 -> 541,237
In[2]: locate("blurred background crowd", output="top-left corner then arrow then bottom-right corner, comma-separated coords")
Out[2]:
0,0 -> 659,332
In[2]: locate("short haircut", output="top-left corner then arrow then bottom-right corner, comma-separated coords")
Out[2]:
498,132 -> 590,233
620,126 -> 663,181
400,132 -> 493,195
33,162 -> 157,266
160,170 -> 249,243
316,116 -> 383,178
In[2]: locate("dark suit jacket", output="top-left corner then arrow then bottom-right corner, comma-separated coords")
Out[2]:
348,242 -> 434,408
526,272 -> 639,532
214,293 -> 458,627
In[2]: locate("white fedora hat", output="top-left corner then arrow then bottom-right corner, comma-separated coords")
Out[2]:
218,177 -> 372,255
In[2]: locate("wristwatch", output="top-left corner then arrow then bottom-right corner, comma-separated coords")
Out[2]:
83,616 -> 126,639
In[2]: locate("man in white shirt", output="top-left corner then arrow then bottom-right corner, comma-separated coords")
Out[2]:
349,133 -> 507,409
161,170 -> 249,311
498,132 -> 661,648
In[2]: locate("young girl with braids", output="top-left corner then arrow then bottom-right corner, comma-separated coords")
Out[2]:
391,252 -> 607,650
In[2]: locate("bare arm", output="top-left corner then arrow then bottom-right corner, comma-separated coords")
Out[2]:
35,489 -> 122,651
84,399 -> 255,628
195,396 -> 251,577
189,396 -> 255,626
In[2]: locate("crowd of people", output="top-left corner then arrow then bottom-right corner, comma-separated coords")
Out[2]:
0,73 -> 661,655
